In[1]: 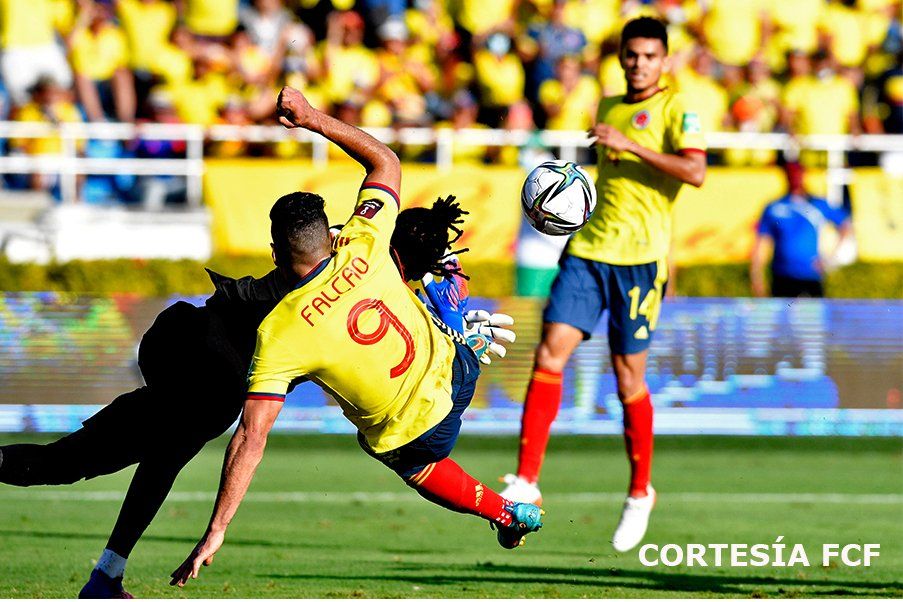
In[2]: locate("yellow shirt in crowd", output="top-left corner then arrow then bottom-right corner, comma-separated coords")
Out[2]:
783,74 -> 859,135
539,75 -> 600,131
701,0 -> 765,67
456,0 -> 515,35
563,0 -> 620,45
765,0 -> 822,59
183,0 -> 238,37
599,54 -> 627,97
0,0 -> 56,48
70,24 -> 129,80
160,72 -> 231,125
473,49 -> 525,108
819,2 -> 869,68
320,43 -> 380,104
116,0 -> 177,73
13,101 -> 83,155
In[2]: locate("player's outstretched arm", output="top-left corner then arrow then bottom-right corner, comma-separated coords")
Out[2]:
276,86 -> 401,194
169,398 -> 282,587
588,123 -> 706,187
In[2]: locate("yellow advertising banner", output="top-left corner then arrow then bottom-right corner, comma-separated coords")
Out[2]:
204,159 -> 524,262
846,168 -> 903,262
205,160 -> 902,265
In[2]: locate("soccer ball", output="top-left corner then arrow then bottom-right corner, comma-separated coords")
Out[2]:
521,160 -> 597,236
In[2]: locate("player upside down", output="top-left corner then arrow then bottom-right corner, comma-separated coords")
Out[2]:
0,162 -> 526,600
0,197 -> 514,598
156,86 -> 542,588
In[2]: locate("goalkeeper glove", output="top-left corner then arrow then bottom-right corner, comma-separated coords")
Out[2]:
463,310 -> 516,365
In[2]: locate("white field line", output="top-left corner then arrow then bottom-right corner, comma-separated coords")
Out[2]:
0,490 -> 900,504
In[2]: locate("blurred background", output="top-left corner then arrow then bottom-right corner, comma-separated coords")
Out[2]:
0,0 -> 899,436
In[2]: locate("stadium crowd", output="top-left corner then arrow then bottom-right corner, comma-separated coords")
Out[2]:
1,0 -> 901,200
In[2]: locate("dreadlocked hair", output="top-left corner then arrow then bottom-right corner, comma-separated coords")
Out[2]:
391,194 -> 470,282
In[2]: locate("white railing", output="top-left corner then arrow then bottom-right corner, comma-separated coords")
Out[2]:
1,120 -> 902,206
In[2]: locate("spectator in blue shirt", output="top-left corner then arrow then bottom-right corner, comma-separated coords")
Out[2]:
520,0 -> 586,101
750,162 -> 852,298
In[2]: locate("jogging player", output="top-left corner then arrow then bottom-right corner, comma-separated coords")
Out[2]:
500,17 -> 706,553
170,86 -> 543,588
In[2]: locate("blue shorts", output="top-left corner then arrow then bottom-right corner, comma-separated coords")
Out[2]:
543,254 -> 667,355
357,340 -> 480,478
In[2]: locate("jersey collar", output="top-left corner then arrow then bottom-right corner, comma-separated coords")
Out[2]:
294,256 -> 332,290
623,85 -> 667,105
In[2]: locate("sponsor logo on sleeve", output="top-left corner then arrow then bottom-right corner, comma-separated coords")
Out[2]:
681,112 -> 701,133
354,198 -> 384,219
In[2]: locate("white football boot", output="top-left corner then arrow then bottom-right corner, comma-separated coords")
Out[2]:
611,485 -> 656,552
499,474 -> 543,505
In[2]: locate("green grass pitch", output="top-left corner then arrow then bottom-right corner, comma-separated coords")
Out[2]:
0,434 -> 900,598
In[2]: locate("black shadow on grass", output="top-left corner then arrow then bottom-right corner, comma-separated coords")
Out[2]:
259,562 -> 902,596
479,564 -> 903,595
0,528 -> 345,551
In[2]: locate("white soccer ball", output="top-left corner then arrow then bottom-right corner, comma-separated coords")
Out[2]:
521,160 -> 597,236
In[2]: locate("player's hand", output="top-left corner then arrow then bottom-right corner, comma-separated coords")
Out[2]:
276,86 -> 315,129
588,123 -> 634,153
464,310 -> 516,365
170,528 -> 225,587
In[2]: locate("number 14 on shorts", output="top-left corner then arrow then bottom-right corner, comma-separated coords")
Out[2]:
627,285 -> 662,339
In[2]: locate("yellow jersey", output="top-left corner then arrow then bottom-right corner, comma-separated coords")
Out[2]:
13,101 -> 83,155
70,24 -> 129,80
0,0 -> 55,48
539,76 -> 601,131
568,89 -> 706,265
473,50 -> 525,107
319,43 -> 380,104
783,75 -> 859,135
183,0 -> 238,37
116,0 -> 176,72
247,185 -> 457,453
701,0 -> 765,66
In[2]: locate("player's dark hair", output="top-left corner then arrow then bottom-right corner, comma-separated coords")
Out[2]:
391,195 -> 469,282
621,17 -> 668,53
269,191 -> 330,267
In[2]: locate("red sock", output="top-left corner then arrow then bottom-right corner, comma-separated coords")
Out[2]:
516,368 -> 563,483
622,386 -> 654,497
409,458 -> 514,526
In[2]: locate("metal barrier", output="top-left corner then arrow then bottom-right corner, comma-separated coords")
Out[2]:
1,120 -> 902,206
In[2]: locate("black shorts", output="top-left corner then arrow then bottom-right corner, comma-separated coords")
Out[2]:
83,302 -> 247,454
771,275 -> 824,298
140,302 -> 245,411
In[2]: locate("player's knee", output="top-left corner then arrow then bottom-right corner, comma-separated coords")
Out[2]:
534,341 -> 569,373
613,365 -> 643,400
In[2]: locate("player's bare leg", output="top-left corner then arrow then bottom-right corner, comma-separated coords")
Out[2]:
501,322 -> 583,504
610,350 -> 656,552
